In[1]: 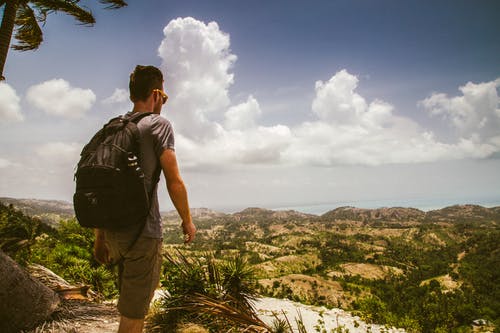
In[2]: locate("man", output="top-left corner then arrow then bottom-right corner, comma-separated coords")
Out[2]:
93,65 -> 196,333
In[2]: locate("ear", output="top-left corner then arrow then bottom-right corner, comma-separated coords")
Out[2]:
152,90 -> 159,105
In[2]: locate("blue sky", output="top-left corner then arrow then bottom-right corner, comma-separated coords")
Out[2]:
1,0 -> 499,213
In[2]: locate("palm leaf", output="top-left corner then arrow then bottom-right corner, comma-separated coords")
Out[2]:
12,3 -> 43,51
180,292 -> 271,333
99,0 -> 127,9
30,0 -> 95,26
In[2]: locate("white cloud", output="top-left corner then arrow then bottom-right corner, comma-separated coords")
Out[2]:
0,82 -> 24,122
284,70 -> 499,166
159,17 -> 237,141
103,88 -> 128,104
156,17 -> 500,169
177,125 -> 292,169
0,158 -> 14,168
420,78 -> 500,138
311,70 -> 394,130
224,95 -> 262,130
26,79 -> 96,118
312,70 -> 368,124
158,17 -> 291,168
35,142 -> 81,165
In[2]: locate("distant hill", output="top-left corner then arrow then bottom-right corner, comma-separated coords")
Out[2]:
425,204 -> 500,222
1,197 -> 231,226
162,207 -> 227,222
163,207 -> 315,224
0,197 -> 75,227
2,196 -> 499,226
320,206 -> 426,222
320,205 -> 500,223
232,207 -> 315,221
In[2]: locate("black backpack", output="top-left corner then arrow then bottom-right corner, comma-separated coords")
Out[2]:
73,112 -> 153,230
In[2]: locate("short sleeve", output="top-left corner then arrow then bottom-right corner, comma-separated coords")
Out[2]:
150,115 -> 175,158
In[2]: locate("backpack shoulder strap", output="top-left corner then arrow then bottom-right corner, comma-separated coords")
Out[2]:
111,111 -> 156,259
123,111 -> 153,124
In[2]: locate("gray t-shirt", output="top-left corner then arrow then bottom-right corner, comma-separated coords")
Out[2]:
128,111 -> 175,238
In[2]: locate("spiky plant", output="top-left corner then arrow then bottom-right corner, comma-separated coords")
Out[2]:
147,250 -> 269,332
221,253 -> 258,312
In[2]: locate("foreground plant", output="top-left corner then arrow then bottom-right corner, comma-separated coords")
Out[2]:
146,250 -> 270,332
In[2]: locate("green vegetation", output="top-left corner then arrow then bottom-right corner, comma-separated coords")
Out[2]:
0,202 -> 44,264
0,202 -> 117,299
163,206 -> 500,332
2,200 -> 499,331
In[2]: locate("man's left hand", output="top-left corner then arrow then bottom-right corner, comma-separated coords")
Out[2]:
182,220 -> 196,244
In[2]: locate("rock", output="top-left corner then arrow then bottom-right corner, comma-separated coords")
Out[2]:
0,250 -> 60,333
28,264 -> 94,300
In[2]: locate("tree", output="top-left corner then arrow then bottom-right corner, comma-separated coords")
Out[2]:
0,0 -> 127,80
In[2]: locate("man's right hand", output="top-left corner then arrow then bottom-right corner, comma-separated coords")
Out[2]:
161,149 -> 196,244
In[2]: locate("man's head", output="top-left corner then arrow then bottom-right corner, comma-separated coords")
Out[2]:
129,65 -> 164,103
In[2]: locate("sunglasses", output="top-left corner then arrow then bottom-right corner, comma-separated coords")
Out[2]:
153,89 -> 168,104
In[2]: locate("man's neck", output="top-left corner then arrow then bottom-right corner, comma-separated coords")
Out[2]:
132,106 -> 152,113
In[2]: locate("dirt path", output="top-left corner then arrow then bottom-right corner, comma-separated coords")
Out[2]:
28,300 -> 120,333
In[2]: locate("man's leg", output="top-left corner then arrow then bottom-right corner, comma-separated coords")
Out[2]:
118,315 -> 144,333
115,237 -> 162,328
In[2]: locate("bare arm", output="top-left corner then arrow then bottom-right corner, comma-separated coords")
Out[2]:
160,148 -> 196,243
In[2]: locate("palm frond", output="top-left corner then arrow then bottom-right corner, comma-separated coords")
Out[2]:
99,0 -> 127,10
31,0 -> 95,26
155,250 -> 268,332
12,3 -> 43,51
180,293 -> 271,333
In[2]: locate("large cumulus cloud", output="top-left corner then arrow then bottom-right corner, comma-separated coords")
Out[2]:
157,17 -> 499,169
158,17 -> 292,168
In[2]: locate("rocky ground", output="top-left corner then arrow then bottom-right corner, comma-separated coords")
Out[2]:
27,295 -> 405,333
254,297 -> 405,333
25,300 -> 120,333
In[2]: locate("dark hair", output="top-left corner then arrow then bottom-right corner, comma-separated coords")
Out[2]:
129,65 -> 164,102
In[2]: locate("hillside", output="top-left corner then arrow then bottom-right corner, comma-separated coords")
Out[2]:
2,197 -> 499,332
0,197 -> 74,227
3,196 -> 499,225
162,203 -> 500,332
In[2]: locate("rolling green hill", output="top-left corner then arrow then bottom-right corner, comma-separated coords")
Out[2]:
1,198 -> 499,332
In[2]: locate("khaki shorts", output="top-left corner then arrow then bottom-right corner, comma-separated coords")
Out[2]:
105,225 -> 162,319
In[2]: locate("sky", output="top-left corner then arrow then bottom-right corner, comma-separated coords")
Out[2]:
1,0 -> 500,213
